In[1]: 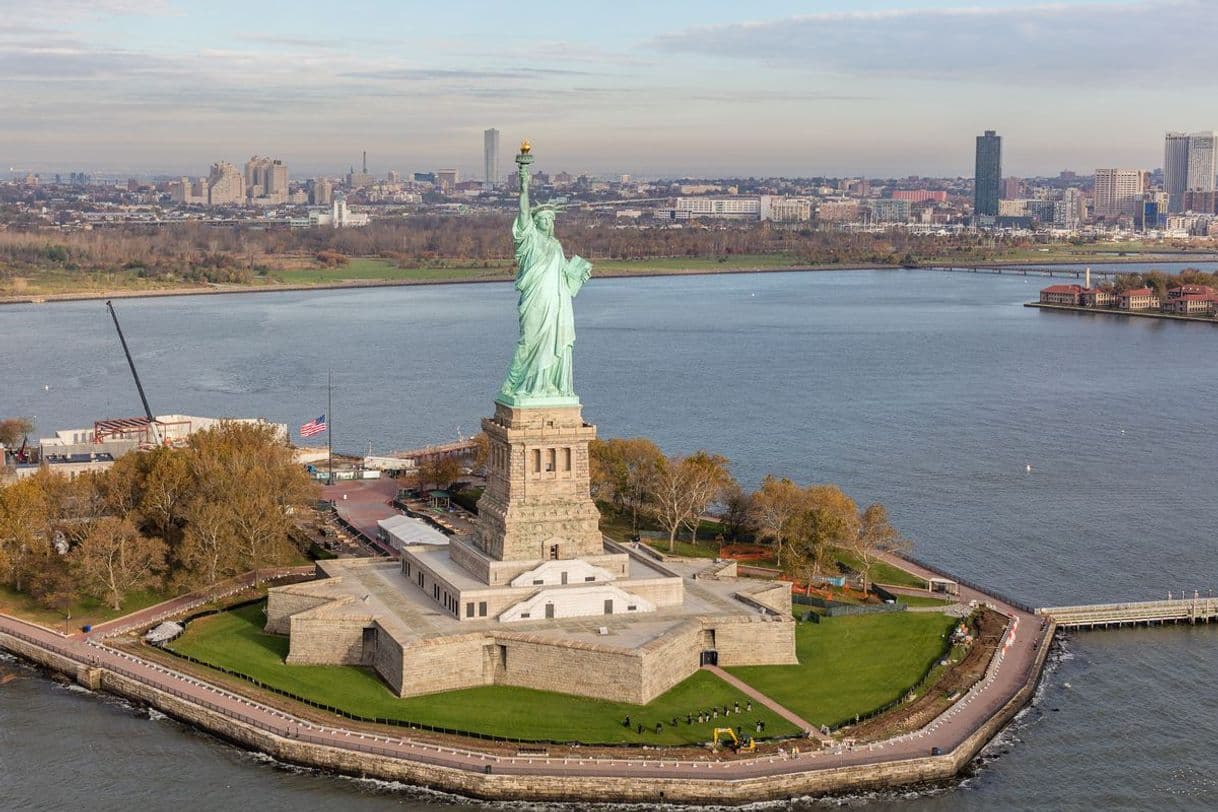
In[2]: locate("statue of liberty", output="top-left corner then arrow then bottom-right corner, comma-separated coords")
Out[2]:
498,141 -> 592,406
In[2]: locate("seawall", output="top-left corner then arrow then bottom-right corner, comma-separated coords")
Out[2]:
0,612 -> 1055,805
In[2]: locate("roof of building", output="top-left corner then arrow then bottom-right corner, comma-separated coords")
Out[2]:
376,513 -> 449,546
1120,288 -> 1154,296
1042,284 -> 1083,294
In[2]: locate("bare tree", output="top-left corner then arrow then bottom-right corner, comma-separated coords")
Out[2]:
852,503 -> 910,594
70,517 -> 167,610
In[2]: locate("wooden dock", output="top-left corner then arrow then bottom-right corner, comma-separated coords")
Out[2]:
1036,597 -> 1218,630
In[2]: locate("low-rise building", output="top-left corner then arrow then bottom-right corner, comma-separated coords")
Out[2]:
1166,284 -> 1217,300
1080,287 -> 1116,307
1117,287 -> 1160,310
1040,284 -> 1083,305
1164,293 -> 1218,315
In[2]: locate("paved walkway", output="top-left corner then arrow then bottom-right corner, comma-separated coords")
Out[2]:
702,664 -> 824,741
0,553 -> 1054,794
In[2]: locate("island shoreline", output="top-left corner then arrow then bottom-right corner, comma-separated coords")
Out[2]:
5,253 -> 1218,307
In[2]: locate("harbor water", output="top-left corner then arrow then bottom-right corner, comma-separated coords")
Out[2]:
2,265 -> 1217,809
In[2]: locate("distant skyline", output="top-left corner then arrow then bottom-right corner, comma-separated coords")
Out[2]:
3,0 -> 1217,177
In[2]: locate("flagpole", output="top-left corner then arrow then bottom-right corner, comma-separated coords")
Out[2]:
327,368 -> 333,486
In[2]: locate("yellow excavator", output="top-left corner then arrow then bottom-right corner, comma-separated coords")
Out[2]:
711,727 -> 756,753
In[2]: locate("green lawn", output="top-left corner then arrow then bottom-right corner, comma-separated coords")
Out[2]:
727,613 -> 955,728
830,550 -> 927,588
0,583 -> 170,630
899,593 -> 956,608
168,603 -> 799,744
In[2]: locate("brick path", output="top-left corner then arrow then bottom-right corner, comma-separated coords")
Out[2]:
702,664 -> 823,740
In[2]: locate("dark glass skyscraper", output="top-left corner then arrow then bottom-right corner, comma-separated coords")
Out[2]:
974,130 -> 1002,218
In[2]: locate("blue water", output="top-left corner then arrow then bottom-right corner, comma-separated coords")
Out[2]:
3,266 -> 1218,809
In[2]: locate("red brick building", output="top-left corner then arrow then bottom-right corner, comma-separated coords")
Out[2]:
1117,288 -> 1160,311
1040,284 -> 1083,305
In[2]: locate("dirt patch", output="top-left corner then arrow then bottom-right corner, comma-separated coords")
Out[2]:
843,607 -> 1006,742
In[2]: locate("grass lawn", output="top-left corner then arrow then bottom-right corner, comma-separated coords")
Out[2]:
168,603 -> 800,745
899,594 -> 956,608
0,584 -> 169,630
830,549 -> 927,589
727,612 -> 956,728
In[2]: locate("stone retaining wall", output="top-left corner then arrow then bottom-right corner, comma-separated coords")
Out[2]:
0,621 -> 1056,805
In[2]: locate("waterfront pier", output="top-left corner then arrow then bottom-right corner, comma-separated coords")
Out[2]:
1036,596 -> 1218,630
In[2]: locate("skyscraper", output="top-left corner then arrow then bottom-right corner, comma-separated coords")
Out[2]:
484,128 -> 500,191
1186,131 -> 1217,194
974,130 -> 1001,218
1093,168 -> 1146,218
1164,132 -> 1191,213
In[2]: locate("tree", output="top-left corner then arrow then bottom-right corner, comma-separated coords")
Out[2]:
0,417 -> 34,448
70,517 -> 167,610
139,447 -> 191,540
852,503 -> 910,594
749,476 -> 806,567
417,455 -> 462,491
0,476 -> 52,592
804,484 -> 859,542
784,507 -> 847,594
719,482 -> 756,542
679,451 -> 733,547
590,437 -> 664,532
177,500 -> 240,587
649,451 -> 730,553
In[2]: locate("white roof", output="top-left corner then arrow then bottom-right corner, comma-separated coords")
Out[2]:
377,514 -> 449,547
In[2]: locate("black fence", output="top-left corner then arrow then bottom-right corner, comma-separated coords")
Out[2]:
899,553 -> 1036,614
154,643 -> 798,748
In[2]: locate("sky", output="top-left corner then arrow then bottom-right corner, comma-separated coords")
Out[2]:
3,0 -> 1217,178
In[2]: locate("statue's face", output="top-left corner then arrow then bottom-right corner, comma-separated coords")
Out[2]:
534,212 -> 555,236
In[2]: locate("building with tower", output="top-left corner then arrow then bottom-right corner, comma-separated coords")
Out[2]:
973,130 -> 1002,219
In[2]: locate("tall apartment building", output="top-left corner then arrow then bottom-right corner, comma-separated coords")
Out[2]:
206,161 -> 245,206
1164,132 -> 1191,213
243,156 -> 289,204
308,177 -> 333,205
1186,131 -> 1217,194
1054,188 -> 1085,230
484,128 -> 500,191
435,169 -> 459,193
974,130 -> 1002,218
1093,168 -> 1146,218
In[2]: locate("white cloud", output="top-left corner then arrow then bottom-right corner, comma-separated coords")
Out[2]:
653,1 -> 1218,84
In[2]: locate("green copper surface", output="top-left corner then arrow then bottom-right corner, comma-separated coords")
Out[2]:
497,145 -> 591,408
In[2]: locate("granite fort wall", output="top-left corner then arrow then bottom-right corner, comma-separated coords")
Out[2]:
708,616 -> 799,666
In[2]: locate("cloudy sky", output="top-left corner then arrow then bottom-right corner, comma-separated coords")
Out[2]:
3,0 -> 1216,178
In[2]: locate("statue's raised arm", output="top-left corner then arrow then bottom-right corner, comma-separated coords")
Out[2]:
497,141 -> 591,408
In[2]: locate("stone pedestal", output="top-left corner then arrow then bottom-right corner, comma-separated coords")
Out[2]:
474,401 -> 603,562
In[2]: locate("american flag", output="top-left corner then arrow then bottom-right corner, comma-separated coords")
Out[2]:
300,414 -> 327,438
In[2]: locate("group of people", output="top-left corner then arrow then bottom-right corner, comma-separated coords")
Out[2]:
621,701 -> 766,736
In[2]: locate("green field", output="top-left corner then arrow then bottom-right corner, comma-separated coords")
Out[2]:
167,603 -> 799,744
0,583 -> 169,630
727,612 -> 955,728
898,593 -> 956,608
272,258 -> 512,285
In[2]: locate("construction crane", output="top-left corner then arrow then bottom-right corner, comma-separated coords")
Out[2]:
105,300 -> 162,446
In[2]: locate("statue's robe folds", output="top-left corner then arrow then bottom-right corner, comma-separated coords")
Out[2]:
499,214 -> 590,400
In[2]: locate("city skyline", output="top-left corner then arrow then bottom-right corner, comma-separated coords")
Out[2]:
4,0 -> 1218,177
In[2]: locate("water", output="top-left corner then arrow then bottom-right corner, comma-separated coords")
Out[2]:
3,265 -> 1218,810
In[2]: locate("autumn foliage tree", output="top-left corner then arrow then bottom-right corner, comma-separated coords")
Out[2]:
70,517 -> 167,610
589,437 -> 664,533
